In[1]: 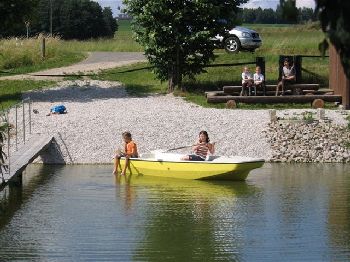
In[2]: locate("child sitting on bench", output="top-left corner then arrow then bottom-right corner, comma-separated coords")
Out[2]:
253,66 -> 265,96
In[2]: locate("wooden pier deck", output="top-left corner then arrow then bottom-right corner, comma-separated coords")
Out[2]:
1,134 -> 54,187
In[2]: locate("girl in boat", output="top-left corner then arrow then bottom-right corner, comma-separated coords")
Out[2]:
181,131 -> 215,161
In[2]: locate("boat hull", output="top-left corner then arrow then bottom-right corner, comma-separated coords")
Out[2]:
119,158 -> 264,181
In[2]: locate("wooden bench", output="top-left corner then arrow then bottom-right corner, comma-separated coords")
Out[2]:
223,84 -> 320,96
207,94 -> 342,104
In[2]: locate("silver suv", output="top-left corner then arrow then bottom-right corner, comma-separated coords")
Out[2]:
215,26 -> 262,53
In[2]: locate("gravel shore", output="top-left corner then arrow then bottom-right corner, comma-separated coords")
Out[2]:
8,80 -> 271,163
6,80 -> 349,164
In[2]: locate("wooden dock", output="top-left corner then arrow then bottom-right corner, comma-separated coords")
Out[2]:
1,134 -> 54,187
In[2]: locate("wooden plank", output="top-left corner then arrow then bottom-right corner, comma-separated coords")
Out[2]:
1,134 -> 54,186
329,44 -> 350,109
204,91 -> 224,97
223,84 -> 319,94
207,95 -> 342,104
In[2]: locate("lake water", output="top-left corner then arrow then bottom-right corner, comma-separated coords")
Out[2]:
0,164 -> 350,261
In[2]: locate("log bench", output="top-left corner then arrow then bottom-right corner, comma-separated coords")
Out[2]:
207,94 -> 342,104
223,84 -> 320,96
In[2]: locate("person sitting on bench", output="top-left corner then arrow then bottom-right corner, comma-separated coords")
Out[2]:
253,66 -> 265,96
275,58 -> 296,96
241,66 -> 253,96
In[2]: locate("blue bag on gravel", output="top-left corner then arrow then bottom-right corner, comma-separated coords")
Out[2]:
51,105 -> 66,114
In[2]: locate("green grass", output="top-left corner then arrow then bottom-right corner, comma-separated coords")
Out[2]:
0,21 -> 139,76
62,21 -> 142,52
0,80 -> 55,110
93,62 -> 168,95
0,36 -> 86,76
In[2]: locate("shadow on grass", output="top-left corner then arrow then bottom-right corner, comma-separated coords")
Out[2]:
0,93 -> 22,110
20,84 -> 129,103
184,80 -> 236,92
125,84 -> 165,97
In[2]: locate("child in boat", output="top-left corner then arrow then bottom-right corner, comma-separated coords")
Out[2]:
181,131 -> 215,161
113,132 -> 138,176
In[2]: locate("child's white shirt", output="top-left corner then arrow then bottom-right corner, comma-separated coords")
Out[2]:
253,73 -> 264,82
242,72 -> 252,84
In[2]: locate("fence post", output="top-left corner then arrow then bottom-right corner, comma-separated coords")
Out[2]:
22,101 -> 25,144
15,105 -> 18,151
294,55 -> 302,83
6,110 -> 10,176
28,99 -> 32,134
255,57 -> 265,78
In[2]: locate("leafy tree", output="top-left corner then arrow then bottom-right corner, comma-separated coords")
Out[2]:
298,7 -> 316,23
34,0 -> 117,39
103,7 -> 119,37
279,0 -> 298,24
124,0 -> 246,92
316,0 -> 350,79
0,0 -> 39,37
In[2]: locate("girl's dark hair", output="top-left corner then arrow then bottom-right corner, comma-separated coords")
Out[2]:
199,130 -> 210,143
122,131 -> 132,139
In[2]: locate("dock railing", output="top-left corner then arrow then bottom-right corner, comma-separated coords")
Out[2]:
0,98 -> 33,180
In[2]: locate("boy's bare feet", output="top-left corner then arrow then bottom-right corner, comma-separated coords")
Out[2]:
121,172 -> 125,176
112,170 -> 118,175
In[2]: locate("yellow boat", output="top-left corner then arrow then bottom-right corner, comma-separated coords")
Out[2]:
119,152 -> 264,181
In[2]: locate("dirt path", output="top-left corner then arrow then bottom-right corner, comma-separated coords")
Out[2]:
0,52 -> 146,81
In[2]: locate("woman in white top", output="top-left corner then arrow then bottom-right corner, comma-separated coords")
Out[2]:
253,66 -> 265,96
275,58 -> 296,96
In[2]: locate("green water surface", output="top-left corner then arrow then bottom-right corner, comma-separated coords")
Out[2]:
0,164 -> 349,261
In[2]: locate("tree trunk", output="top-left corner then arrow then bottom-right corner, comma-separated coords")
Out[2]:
168,46 -> 183,93
168,64 -> 176,93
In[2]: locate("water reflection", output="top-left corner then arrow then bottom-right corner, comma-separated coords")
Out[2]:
0,165 -> 62,230
116,174 -> 259,262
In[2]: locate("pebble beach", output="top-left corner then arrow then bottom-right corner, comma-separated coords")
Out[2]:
6,80 -> 350,164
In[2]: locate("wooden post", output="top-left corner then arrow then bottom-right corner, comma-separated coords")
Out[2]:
41,38 -> 46,59
293,55 -> 302,83
255,57 -> 265,77
329,44 -> 350,109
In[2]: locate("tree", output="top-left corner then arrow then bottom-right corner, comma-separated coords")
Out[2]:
124,0 -> 246,92
0,0 -> 39,37
34,0 -> 117,39
103,7 -> 118,37
298,7 -> 316,23
279,0 -> 298,24
316,0 -> 350,79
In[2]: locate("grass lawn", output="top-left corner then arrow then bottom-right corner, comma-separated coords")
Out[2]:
0,37 -> 86,76
62,20 -> 143,52
0,21 -> 140,77
0,80 -> 55,110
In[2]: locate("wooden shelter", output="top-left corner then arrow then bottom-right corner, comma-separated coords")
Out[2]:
329,45 -> 350,109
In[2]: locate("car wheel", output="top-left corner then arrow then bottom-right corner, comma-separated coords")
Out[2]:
224,36 -> 241,54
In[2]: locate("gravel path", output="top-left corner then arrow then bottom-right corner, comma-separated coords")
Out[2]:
0,52 -> 146,81
6,80 -> 271,164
